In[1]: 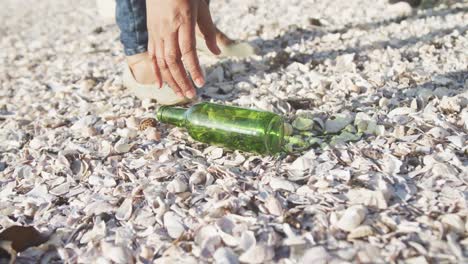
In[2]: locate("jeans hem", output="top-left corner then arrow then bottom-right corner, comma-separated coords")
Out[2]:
124,45 -> 148,56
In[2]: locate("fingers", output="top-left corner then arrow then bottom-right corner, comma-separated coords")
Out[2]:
179,22 -> 204,88
148,37 -> 162,88
164,33 -> 196,99
155,39 -> 184,98
197,0 -> 221,55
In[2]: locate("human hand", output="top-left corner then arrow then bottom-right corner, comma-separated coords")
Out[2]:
146,0 -> 221,98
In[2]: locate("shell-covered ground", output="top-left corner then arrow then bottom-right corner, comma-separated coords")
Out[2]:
0,0 -> 467,263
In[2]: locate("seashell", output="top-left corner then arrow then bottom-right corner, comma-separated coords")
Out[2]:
336,205 -> 367,232
126,116 -> 140,129
145,127 -> 161,141
216,217 -> 239,247
82,126 -> 98,137
189,170 -> 207,185
268,177 -> 296,192
213,247 -> 239,264
427,127 -> 449,139
301,246 -> 330,264
292,117 -> 314,131
167,178 -> 188,193
325,113 -> 354,133
206,66 -> 224,83
441,214 -> 465,234
139,118 -> 158,131
238,244 -> 273,264
446,135 -> 465,149
195,225 -> 218,246
80,219 -> 106,244
388,107 -> 416,118
347,225 -> 373,240
163,211 -> 185,239
117,128 -> 138,139
210,148 -> 224,159
404,256 -> 429,264
114,139 -> 133,153
115,198 -> 133,221
379,97 -> 389,108
50,182 -> 70,196
239,231 -> 256,251
264,195 -> 283,216
101,241 -> 134,264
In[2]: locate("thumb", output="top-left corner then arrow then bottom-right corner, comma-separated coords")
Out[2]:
197,0 -> 221,55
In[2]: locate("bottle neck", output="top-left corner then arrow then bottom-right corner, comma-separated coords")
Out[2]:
157,106 -> 187,127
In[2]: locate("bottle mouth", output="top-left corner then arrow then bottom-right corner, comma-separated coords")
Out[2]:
156,106 -> 187,126
156,106 -> 168,122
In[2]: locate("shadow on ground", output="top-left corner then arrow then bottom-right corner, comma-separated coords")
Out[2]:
201,4 -> 467,103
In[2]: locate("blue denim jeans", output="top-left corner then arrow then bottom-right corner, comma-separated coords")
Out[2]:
116,0 -> 148,56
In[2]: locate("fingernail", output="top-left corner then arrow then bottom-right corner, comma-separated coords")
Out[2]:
186,90 -> 196,99
176,92 -> 184,98
194,77 -> 205,87
215,45 -> 222,55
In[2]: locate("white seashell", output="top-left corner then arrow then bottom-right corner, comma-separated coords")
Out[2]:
27,184 -> 53,202
195,225 -> 218,245
115,198 -> 133,221
50,182 -> 70,196
335,53 -> 356,73
388,107 -> 416,118
446,136 -> 465,149
301,246 -> 330,264
81,219 -> 106,244
213,247 -> 239,264
347,225 -> 373,239
264,195 -> 283,216
189,170 -> 207,185
441,214 -> 465,234
114,139 -> 133,153
101,241 -> 134,264
432,163 -> 458,178
82,126 -> 98,137
239,231 -> 256,251
269,177 -> 296,192
387,2 -> 412,16
230,62 -> 246,74
117,128 -> 138,139
145,127 -> 161,141
427,127 -> 449,139
215,217 -> 237,247
292,117 -> 314,131
238,244 -> 273,264
336,205 -> 367,232
210,147 -> 224,159
167,178 -> 188,193
380,154 -> 402,176
325,113 -> 354,133
347,189 -> 389,209
378,97 -> 389,108
404,256 -> 429,264
84,201 -> 115,216
164,211 -> 185,239
206,66 -> 224,83
126,116 -> 140,129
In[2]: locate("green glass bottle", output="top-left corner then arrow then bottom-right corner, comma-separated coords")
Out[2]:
157,102 -> 285,154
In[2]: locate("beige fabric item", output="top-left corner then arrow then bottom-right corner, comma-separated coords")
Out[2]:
196,36 -> 256,58
122,65 -> 190,105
